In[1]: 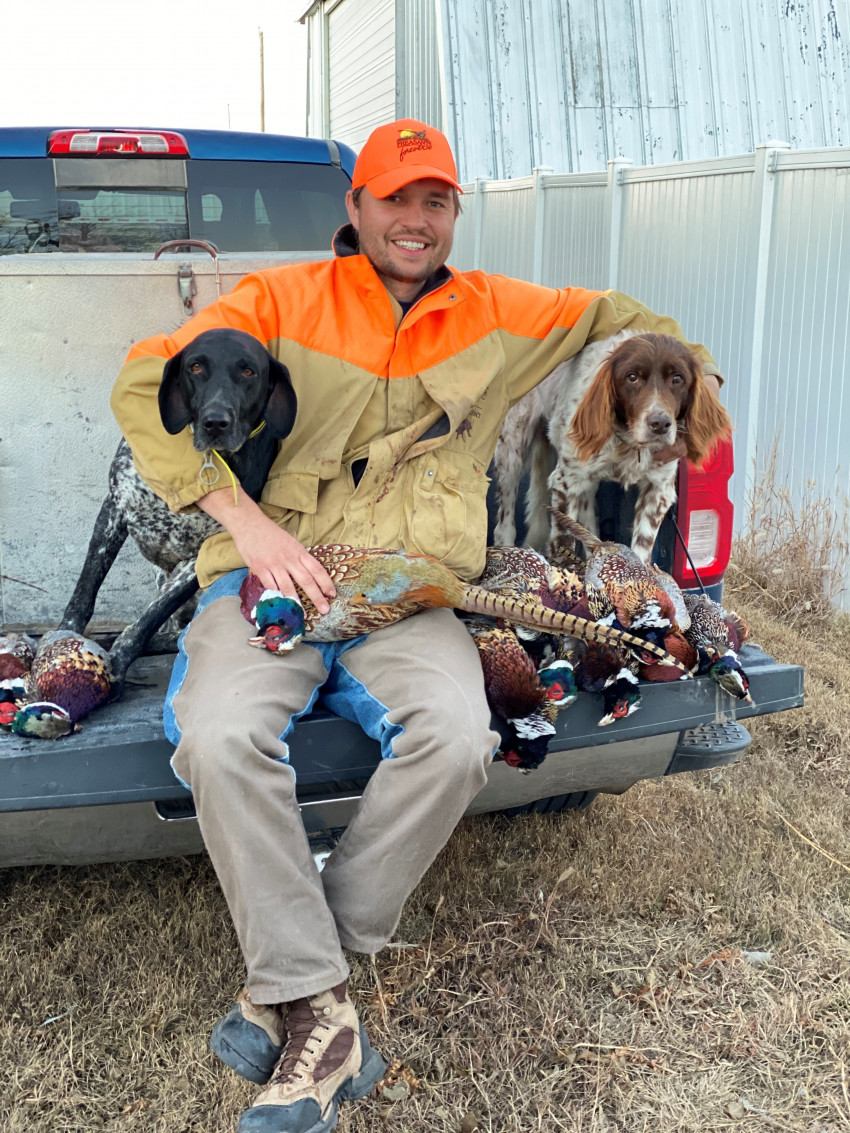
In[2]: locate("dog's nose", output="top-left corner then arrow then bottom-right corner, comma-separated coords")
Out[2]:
647,412 -> 673,435
201,408 -> 234,437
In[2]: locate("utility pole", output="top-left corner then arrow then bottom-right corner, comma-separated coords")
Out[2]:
259,28 -> 266,132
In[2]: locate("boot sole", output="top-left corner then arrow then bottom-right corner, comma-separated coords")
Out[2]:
210,1014 -> 282,1085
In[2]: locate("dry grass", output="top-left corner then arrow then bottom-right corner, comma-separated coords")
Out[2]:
3,488 -> 850,1132
729,441 -> 850,626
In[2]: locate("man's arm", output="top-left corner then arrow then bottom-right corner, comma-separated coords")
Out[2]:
197,486 -> 335,614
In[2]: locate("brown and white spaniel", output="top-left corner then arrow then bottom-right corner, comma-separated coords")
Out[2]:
493,330 -> 731,562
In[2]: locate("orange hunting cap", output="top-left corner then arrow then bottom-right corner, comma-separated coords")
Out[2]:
352,118 -> 463,198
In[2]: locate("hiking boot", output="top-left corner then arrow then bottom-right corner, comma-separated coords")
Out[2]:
210,987 -> 285,1084
237,983 -> 385,1133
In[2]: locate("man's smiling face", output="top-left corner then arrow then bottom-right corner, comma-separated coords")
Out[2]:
345,178 -> 458,303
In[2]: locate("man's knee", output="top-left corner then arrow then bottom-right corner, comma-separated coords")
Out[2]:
393,686 -> 496,781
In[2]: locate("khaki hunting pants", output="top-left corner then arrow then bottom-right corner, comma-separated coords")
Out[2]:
170,596 -> 498,1004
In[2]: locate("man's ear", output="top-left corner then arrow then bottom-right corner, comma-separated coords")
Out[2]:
158,350 -> 192,434
264,358 -> 298,440
344,188 -> 360,231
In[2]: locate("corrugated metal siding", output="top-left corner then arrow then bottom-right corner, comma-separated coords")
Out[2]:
540,174 -> 608,290
439,0 -> 850,181
468,179 -> 536,279
760,153 -> 850,507
397,0 -> 444,127
449,146 -> 850,602
327,0 -> 396,150
616,160 -> 760,468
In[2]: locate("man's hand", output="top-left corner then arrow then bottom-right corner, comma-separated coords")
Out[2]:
198,487 -> 335,614
652,372 -> 722,464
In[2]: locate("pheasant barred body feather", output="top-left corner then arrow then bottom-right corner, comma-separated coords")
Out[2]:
28,631 -> 113,723
478,546 -> 584,613
465,619 -> 547,721
239,545 -> 693,671
550,513 -> 676,633
465,618 -> 577,771
651,567 -> 691,632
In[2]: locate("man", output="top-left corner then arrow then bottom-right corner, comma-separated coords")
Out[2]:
111,119 -> 723,1133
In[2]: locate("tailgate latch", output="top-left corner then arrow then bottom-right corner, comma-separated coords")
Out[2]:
177,264 -> 197,316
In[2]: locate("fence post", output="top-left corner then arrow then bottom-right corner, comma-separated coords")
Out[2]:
472,176 -> 486,270
605,158 -> 632,290
743,140 -> 791,496
531,165 -> 554,284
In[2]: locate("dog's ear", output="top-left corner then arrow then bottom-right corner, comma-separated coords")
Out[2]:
158,350 -> 192,435
263,356 -> 298,440
569,357 -> 617,461
683,367 -> 732,466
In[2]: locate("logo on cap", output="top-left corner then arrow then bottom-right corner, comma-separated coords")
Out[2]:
397,127 -> 433,161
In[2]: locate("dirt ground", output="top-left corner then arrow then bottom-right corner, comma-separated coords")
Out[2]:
2,586 -> 849,1133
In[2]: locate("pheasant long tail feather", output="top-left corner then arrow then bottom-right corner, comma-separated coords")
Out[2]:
547,510 -> 602,552
458,584 -> 691,673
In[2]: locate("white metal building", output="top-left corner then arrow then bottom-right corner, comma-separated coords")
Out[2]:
300,0 -> 850,179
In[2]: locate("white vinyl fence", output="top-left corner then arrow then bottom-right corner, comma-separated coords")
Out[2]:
451,143 -> 850,603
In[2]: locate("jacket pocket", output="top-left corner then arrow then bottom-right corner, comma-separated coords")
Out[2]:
260,470 -> 319,544
407,456 -> 490,576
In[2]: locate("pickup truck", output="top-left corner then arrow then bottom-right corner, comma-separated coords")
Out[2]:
0,126 -> 804,867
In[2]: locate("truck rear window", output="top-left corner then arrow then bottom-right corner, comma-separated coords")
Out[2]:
0,157 -> 350,255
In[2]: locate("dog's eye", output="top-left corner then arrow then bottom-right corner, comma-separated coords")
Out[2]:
626,371 -> 640,383
242,368 -> 255,378
189,363 -> 202,374
670,373 -> 684,384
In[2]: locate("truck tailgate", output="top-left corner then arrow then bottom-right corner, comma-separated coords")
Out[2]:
0,642 -> 804,814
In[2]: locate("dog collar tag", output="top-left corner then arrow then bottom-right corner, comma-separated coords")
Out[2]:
199,451 -> 221,488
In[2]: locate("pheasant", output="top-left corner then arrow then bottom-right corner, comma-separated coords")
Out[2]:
550,513 -> 676,630
0,672 -> 79,740
683,592 -> 753,703
574,643 -> 642,726
465,617 -> 577,771
26,631 -> 113,724
0,678 -> 26,729
0,633 -> 37,681
476,544 -> 586,671
637,567 -> 698,682
547,513 -> 698,681
477,546 -> 584,612
3,701 -> 79,740
239,545 -> 693,673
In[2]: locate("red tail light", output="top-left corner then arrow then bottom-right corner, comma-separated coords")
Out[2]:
672,435 -> 734,589
47,130 -> 189,156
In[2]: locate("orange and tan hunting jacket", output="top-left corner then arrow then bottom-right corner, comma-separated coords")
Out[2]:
111,230 -> 720,588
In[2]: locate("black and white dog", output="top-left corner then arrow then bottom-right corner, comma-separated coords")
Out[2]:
59,328 -> 297,691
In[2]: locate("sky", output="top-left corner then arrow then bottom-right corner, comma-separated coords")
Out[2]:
1,0 -> 310,137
